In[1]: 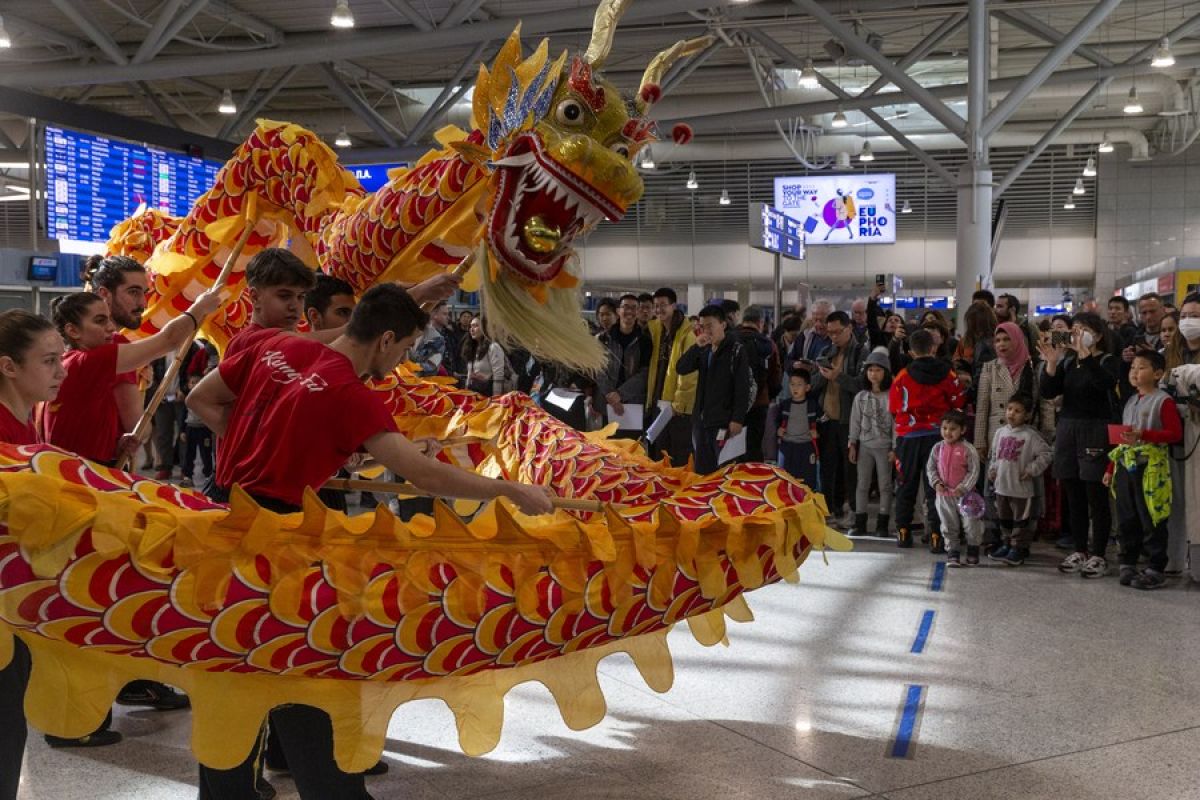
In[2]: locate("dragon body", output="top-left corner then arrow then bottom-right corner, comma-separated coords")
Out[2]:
0,1 -> 846,772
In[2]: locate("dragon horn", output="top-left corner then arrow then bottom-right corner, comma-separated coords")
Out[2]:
583,0 -> 632,67
636,35 -> 715,113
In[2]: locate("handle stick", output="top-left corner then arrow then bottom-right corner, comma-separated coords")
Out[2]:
322,477 -> 609,513
117,217 -> 259,471
419,250 -> 477,312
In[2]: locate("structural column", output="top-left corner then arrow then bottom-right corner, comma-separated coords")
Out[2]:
955,0 -> 991,327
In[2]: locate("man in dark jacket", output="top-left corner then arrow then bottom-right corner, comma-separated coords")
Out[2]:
594,293 -> 652,439
888,328 -> 965,551
677,305 -> 751,475
809,310 -> 867,527
735,306 -> 782,463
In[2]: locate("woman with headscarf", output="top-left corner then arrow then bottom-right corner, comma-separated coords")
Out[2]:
974,321 -> 1054,551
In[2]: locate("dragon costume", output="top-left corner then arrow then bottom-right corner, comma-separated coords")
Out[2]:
0,0 -> 847,772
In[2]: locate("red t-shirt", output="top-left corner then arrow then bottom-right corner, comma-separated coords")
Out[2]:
0,403 -> 37,445
224,322 -> 268,360
111,333 -> 138,386
41,344 -> 121,463
216,332 -> 398,506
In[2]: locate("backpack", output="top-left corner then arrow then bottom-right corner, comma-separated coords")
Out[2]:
740,329 -> 772,406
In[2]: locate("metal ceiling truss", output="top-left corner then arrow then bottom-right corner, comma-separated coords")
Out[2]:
318,63 -> 403,148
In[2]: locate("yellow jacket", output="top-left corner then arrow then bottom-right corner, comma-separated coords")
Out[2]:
646,312 -> 698,415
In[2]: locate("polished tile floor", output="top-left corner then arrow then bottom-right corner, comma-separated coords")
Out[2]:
14,540 -> 1200,799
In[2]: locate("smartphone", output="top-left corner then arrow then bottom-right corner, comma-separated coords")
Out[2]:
875,273 -> 887,287
815,357 -> 832,370
1051,331 -> 1071,347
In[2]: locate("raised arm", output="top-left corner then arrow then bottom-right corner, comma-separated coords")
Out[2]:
114,290 -> 223,374
364,431 -> 553,515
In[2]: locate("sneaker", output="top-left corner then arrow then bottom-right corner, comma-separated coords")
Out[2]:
1080,555 -> 1109,579
965,545 -> 980,566
929,532 -> 946,555
1119,565 -> 1138,586
1058,551 -> 1088,574
946,550 -> 962,568
988,545 -> 1012,562
897,527 -> 913,549
179,477 -> 194,488
1001,548 -> 1026,566
116,681 -> 190,711
45,729 -> 123,748
1132,569 -> 1166,590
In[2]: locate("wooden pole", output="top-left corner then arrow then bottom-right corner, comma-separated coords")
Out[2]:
322,477 -> 609,513
420,249 -> 477,312
116,216 -> 259,471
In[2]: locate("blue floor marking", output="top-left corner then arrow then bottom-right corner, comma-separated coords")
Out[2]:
890,684 -> 926,758
911,609 -> 935,654
930,561 -> 946,591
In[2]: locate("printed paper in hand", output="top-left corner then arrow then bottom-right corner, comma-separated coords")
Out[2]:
718,428 -> 747,465
644,400 -> 674,443
545,388 -> 582,412
607,403 -> 644,431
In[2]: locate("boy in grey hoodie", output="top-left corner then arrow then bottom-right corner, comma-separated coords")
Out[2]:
986,393 -> 1053,566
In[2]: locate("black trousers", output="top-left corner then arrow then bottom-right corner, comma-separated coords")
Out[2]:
779,440 -> 819,490
1064,476 -> 1112,556
199,486 -> 370,800
650,412 -> 693,468
0,638 -> 30,800
817,419 -> 854,515
693,424 -> 722,475
183,426 -> 214,480
742,405 -> 768,464
894,434 -> 940,533
1115,465 -> 1168,572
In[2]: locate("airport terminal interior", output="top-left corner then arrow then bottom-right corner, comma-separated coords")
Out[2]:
2,1 -> 1200,798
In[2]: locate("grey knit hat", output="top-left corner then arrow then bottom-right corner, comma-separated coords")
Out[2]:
864,346 -> 891,372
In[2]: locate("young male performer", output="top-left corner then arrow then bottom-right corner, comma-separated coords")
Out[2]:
187,284 -> 553,799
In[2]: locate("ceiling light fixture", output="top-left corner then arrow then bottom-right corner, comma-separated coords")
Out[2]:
835,151 -> 851,169
831,107 -> 848,128
1151,37 -> 1175,68
1063,197 -> 1076,210
1082,156 -> 1097,177
859,141 -> 874,162
1098,134 -> 1114,153
0,16 -> 12,49
901,199 -> 912,214
330,0 -> 355,29
335,125 -> 351,148
1124,85 -> 1143,114
686,169 -> 698,190
1073,177 -> 1085,195
217,88 -> 236,115
719,189 -> 731,206
798,58 -> 820,89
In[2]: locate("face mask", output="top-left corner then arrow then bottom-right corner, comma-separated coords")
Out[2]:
1080,331 -> 1096,350
1179,318 -> 1200,340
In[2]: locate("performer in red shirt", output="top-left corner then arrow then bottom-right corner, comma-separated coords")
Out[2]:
187,284 -> 552,800
84,254 -> 148,464
0,309 -> 125,799
40,289 -> 221,465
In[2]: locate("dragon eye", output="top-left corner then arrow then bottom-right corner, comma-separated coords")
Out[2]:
610,143 -> 631,159
555,99 -> 585,126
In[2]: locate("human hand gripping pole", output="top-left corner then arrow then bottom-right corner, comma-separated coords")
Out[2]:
115,211 -> 260,471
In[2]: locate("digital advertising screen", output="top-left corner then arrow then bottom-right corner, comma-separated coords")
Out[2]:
345,162 -> 408,193
774,173 -> 897,245
44,126 -> 221,248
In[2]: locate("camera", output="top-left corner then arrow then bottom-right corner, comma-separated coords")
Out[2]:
1167,364 -> 1200,412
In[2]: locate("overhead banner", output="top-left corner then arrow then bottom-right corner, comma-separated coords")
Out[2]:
774,173 -> 897,245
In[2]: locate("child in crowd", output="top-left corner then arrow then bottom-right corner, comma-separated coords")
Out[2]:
926,410 -> 982,567
776,368 -> 820,489
986,394 -> 1052,566
889,328 -> 965,551
848,347 -> 894,537
1107,350 -> 1183,590
178,373 -> 213,489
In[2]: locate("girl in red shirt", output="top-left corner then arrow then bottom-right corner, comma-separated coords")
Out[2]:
0,309 -> 104,800
40,289 -> 221,464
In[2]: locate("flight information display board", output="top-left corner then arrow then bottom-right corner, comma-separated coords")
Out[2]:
748,203 -> 806,260
44,126 -> 221,244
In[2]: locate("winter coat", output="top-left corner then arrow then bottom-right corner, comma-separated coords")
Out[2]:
677,336 -> 751,430
646,311 -> 698,415
594,324 -> 652,406
810,339 -> 868,424
973,359 -> 1055,451
889,356 -> 965,438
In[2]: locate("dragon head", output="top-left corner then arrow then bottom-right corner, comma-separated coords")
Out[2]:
463,0 -> 710,373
